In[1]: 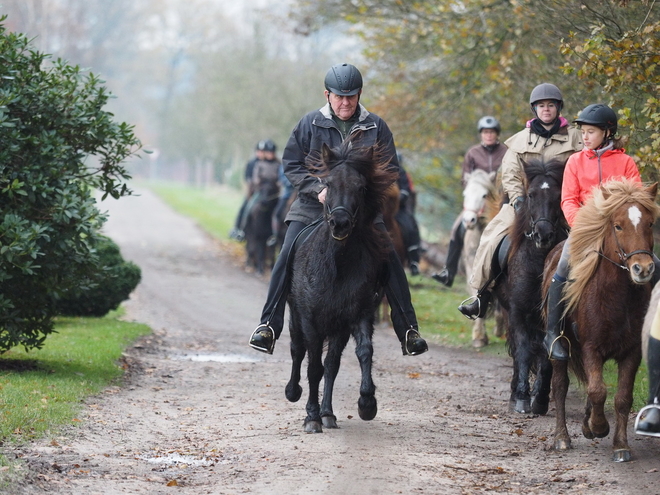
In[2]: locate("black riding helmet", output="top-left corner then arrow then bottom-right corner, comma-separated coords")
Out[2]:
324,63 -> 363,96
574,104 -> 618,136
263,139 -> 277,152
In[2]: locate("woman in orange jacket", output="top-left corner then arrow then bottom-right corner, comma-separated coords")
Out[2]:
544,104 -> 643,361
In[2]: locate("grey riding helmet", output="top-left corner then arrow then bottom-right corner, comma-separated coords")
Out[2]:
573,104 -> 618,136
477,116 -> 501,134
529,83 -> 563,113
324,63 -> 363,96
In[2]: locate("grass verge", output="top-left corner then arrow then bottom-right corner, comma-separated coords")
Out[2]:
0,313 -> 150,486
145,180 -> 650,411
0,313 -> 150,442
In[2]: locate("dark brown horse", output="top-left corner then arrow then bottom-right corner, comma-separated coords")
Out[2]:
244,178 -> 280,275
544,180 -> 659,462
493,159 -> 568,414
285,138 -> 395,433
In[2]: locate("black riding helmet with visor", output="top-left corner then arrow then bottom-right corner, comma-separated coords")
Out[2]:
324,63 -> 363,96
573,103 -> 617,149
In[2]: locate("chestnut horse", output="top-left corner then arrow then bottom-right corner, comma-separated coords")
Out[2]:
543,180 -> 659,462
285,138 -> 395,433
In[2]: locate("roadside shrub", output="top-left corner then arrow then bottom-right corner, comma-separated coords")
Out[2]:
56,237 -> 141,317
0,16 -> 141,351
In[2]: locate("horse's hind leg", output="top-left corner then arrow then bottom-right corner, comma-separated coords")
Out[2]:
354,320 -> 377,421
320,332 -> 351,429
611,354 -> 641,462
531,354 -> 552,415
304,339 -> 324,433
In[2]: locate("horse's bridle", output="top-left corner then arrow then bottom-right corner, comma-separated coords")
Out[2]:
597,223 -> 654,271
324,203 -> 359,241
524,215 -> 562,241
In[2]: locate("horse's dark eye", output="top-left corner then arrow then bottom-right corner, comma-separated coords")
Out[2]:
614,224 -> 623,231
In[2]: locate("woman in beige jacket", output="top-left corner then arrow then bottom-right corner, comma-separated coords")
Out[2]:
458,83 -> 582,319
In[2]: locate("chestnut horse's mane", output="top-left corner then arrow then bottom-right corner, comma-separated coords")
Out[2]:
564,179 -> 660,314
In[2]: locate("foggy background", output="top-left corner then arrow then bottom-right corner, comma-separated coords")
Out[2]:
0,0 -> 361,188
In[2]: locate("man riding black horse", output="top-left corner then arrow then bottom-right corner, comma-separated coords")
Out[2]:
248,63 -> 428,357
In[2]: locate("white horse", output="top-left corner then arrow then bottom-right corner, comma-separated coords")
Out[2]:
461,169 -> 506,346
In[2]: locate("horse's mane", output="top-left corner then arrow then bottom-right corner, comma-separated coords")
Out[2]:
307,135 -> 398,219
509,159 -> 566,254
564,179 -> 660,313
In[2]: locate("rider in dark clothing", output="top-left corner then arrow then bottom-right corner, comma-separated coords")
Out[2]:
432,116 -> 506,287
230,140 -> 279,241
248,63 -> 428,357
395,158 -> 422,275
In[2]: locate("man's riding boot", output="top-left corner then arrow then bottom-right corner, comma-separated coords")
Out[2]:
636,336 -> 660,436
543,277 -> 569,361
248,221 -> 306,354
458,289 -> 491,320
383,246 -> 428,356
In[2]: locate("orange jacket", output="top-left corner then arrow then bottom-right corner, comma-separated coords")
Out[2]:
562,147 -> 641,227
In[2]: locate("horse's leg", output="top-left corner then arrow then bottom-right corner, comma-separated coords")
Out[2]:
552,359 -> 571,450
319,332 -> 350,429
610,353 -> 641,462
285,315 -> 305,403
582,353 -> 609,439
354,320 -> 377,421
304,337 -> 325,433
531,353 -> 552,415
472,318 -> 488,348
494,304 -> 507,338
509,310 -> 532,413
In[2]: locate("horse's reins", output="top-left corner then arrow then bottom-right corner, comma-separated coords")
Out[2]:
596,223 -> 654,271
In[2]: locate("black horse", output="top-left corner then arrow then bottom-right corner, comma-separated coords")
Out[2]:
493,159 -> 568,415
285,139 -> 395,433
244,178 -> 280,275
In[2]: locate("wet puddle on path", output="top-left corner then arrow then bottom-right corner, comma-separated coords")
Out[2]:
170,352 -> 261,363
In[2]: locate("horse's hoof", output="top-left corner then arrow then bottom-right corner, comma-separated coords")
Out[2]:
514,399 -> 531,414
285,383 -> 303,403
554,438 -> 571,451
304,420 -> 323,433
358,396 -> 377,421
612,449 -> 631,463
586,420 -> 609,439
472,337 -> 488,348
322,415 -> 338,429
531,397 -> 549,416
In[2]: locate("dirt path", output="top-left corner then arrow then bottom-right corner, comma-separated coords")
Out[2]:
12,188 -> 660,494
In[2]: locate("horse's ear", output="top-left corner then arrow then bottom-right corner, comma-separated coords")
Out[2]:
463,171 -> 471,184
488,171 -> 497,183
646,182 -> 658,200
321,143 -> 334,163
